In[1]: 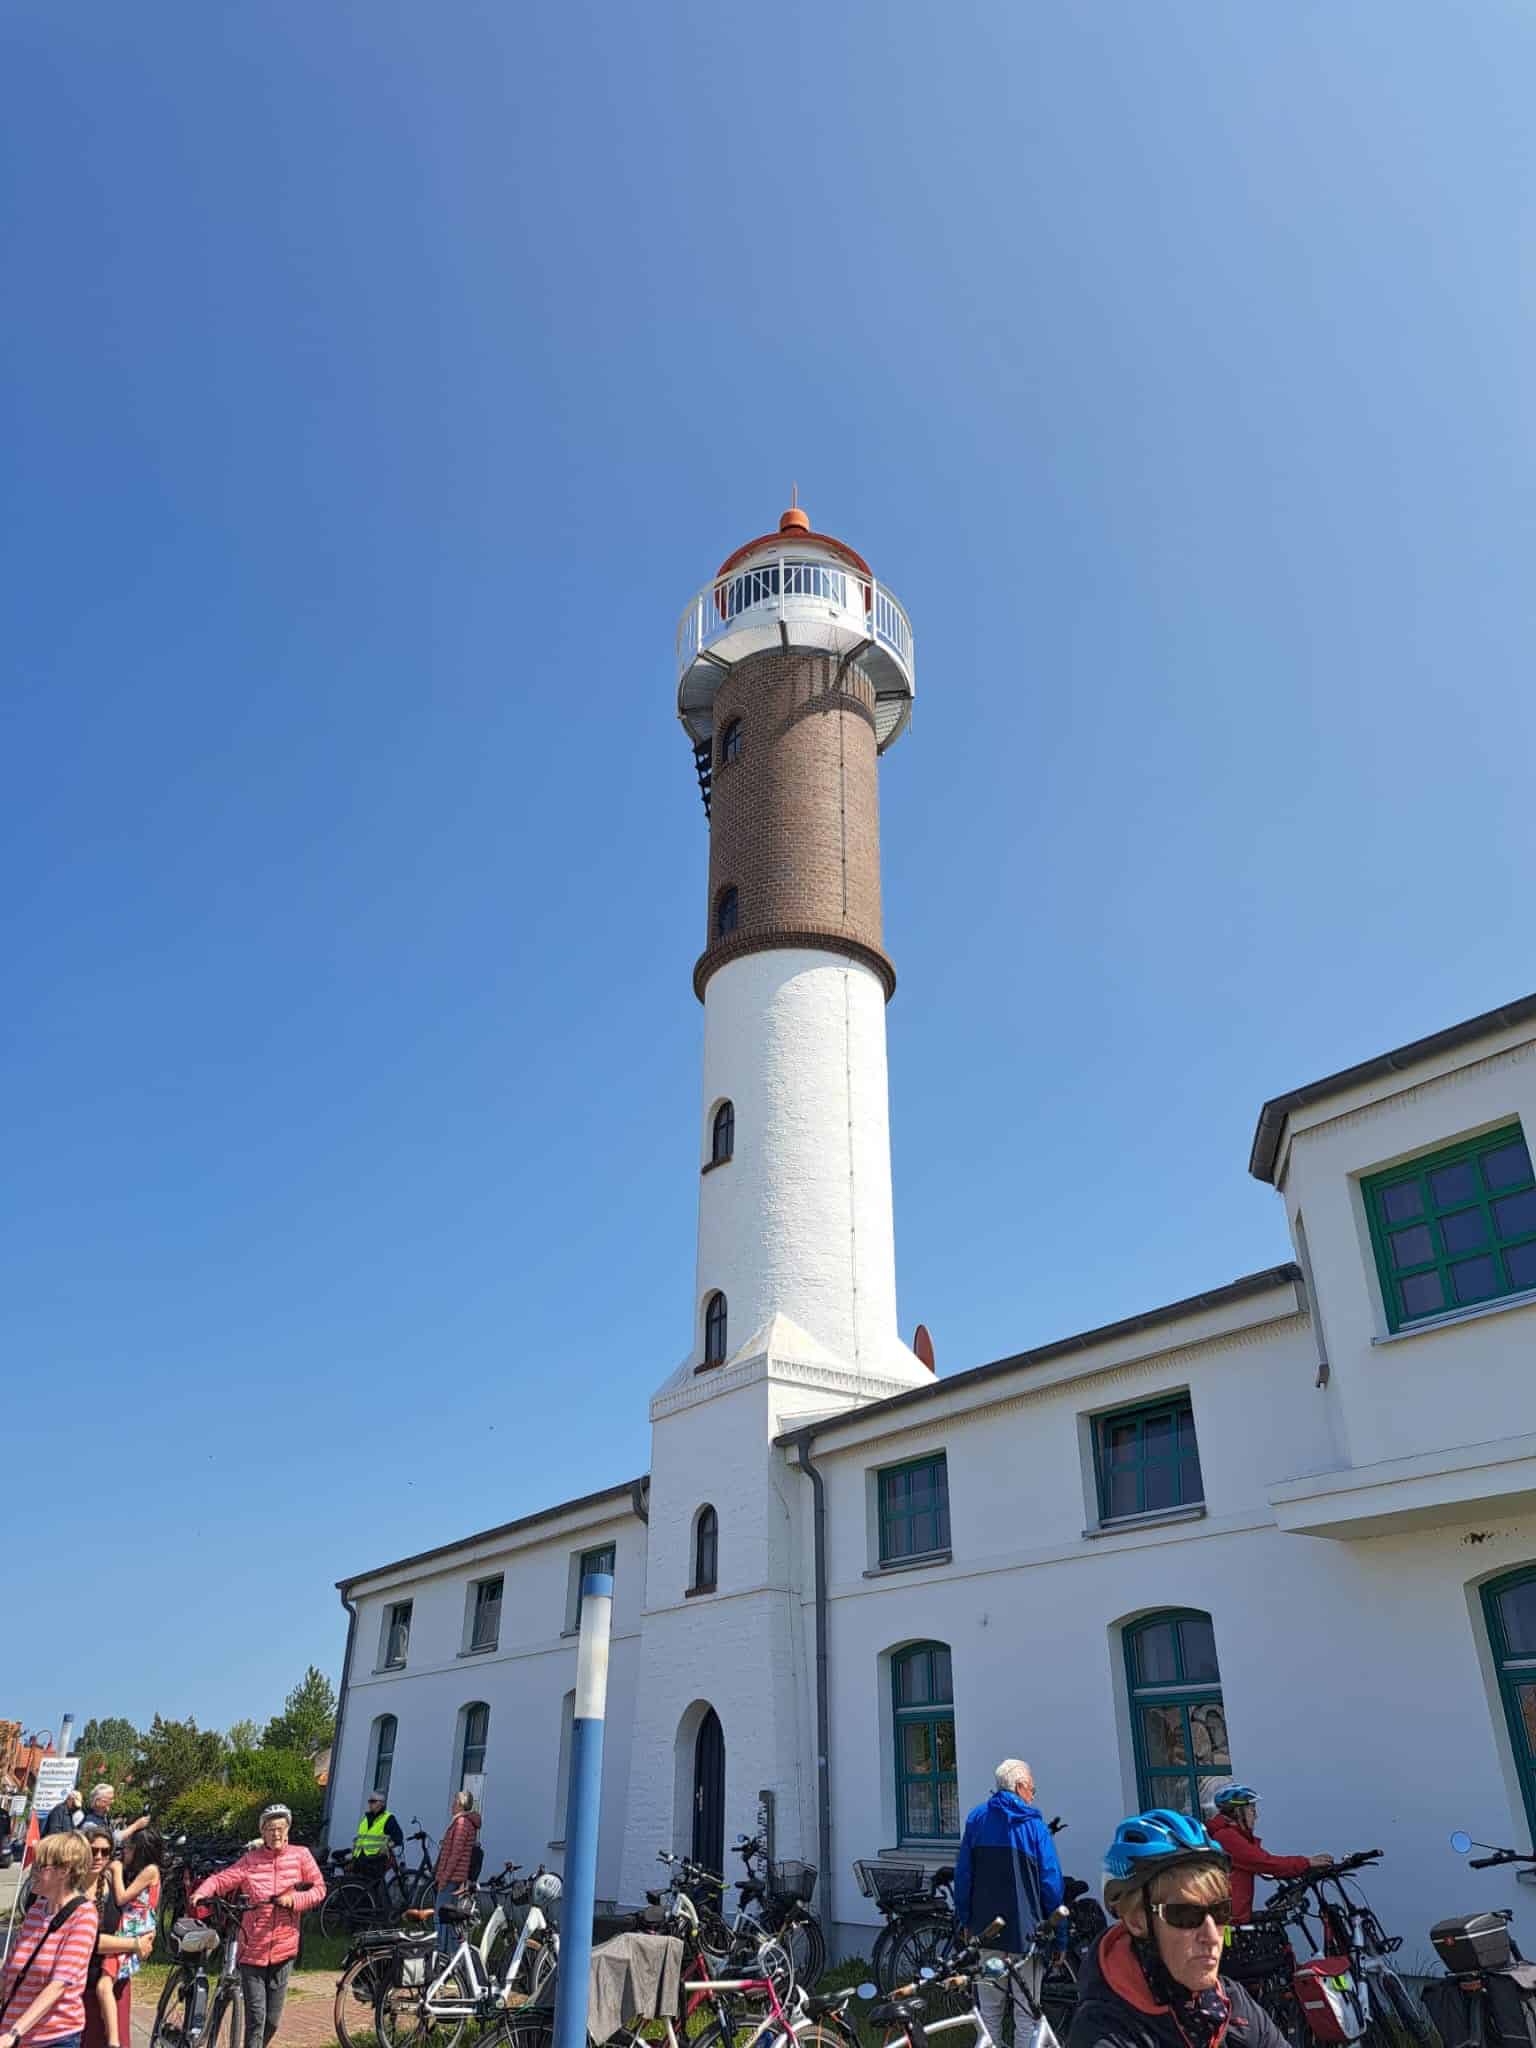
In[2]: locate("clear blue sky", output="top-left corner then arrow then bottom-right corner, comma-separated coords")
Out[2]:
7,1 -> 1535,1739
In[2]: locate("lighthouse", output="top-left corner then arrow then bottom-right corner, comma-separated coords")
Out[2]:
676,501 -> 930,1386
619,504 -> 930,1901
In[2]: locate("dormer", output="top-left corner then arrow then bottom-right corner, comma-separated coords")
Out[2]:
1249,993 -> 1536,1527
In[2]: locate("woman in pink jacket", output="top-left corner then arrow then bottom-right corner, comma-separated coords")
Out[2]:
191,1805 -> 325,2048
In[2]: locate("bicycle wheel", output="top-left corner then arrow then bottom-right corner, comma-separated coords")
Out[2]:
489,2016 -> 553,2048
871,1924 -> 897,1990
150,1968 -> 200,2048
1377,1969 -> 1442,2048
405,1869 -> 438,1913
375,1964 -> 470,2048
792,2017 -> 861,2048
322,1883 -> 377,1942
525,1937 -> 558,2006
335,1951 -> 395,2048
206,1983 -> 244,2048
887,1921 -> 966,2019
779,1914 -> 827,1992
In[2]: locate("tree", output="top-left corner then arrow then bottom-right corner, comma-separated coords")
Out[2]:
261,1668 -> 336,1760
225,1719 -> 261,1754
134,1716 -> 227,1812
78,1717 -> 138,1757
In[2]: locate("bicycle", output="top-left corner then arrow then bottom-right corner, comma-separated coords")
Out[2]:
730,1835 -> 829,1989
866,1910 -> 1068,2048
1423,1833 -> 1536,2048
373,1868 -> 561,2048
657,1849 -> 797,2000
332,1910 -> 440,2048
321,1824 -> 440,1941
1256,1850 -> 1438,2048
149,1896 -> 253,2048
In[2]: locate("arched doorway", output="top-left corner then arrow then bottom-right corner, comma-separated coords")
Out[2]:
692,1706 -> 725,1873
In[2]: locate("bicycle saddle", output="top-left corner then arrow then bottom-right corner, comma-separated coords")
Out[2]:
870,2001 -> 927,2027
931,1866 -> 955,1887
801,1994 -> 857,2019
436,1902 -> 476,1924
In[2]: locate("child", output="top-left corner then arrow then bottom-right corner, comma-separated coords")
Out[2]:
95,1828 -> 161,2048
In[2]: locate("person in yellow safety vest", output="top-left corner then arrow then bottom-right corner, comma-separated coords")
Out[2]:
352,1793 -> 403,1898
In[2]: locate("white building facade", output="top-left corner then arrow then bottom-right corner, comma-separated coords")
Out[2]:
325,507 -> 1536,1955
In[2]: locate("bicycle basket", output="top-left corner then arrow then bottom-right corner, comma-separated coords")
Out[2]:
768,1861 -> 818,1905
1225,1922 -> 1293,1985
853,1860 -> 930,1902
171,1919 -> 221,1957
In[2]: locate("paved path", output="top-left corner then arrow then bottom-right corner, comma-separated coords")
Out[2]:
129,1970 -> 344,2048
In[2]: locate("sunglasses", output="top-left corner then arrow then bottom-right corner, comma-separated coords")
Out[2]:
89,1847 -> 113,1859
1152,1898 -> 1233,1931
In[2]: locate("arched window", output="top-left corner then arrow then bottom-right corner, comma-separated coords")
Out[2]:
692,1506 -> 718,1592
1124,1610 -> 1228,1816
711,1101 -> 734,1165
716,887 -> 738,937
1483,1567 -> 1536,1832
718,720 -> 742,765
459,1702 -> 489,1789
703,1291 -> 728,1365
892,1642 -> 957,1843
369,1714 -> 397,1801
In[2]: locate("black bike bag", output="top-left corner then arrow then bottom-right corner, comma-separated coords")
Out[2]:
1424,1966 -> 1536,2048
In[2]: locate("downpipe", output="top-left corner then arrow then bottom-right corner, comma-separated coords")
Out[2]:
321,1588 -> 359,1850
791,1430 -> 833,1938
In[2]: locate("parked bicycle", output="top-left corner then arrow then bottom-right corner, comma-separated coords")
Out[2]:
1421,1832 -> 1536,2048
865,1909 -> 1068,2048
374,1867 -> 562,2048
1243,1848 -> 1436,2048
149,1896 -> 252,2048
729,1835 -> 828,1989
657,1849 -> 798,1999
321,1823 -> 439,1941
332,1909 -> 440,2048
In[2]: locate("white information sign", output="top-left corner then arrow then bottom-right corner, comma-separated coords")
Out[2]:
31,1755 -> 81,1815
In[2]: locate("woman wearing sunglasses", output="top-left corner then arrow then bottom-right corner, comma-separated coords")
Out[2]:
1069,1810 -> 1288,2048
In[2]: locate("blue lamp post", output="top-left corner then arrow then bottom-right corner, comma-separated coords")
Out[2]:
552,1571 -> 614,2048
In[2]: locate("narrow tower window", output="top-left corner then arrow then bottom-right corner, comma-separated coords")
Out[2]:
704,1291 -> 728,1365
718,719 -> 742,765
711,1100 -> 735,1165
692,1505 -> 718,1592
716,887 -> 738,937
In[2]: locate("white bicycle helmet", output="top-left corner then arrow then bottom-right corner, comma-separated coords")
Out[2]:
532,1871 -> 562,1910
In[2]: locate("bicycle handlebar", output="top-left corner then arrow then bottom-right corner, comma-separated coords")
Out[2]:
1469,1849 -> 1536,1868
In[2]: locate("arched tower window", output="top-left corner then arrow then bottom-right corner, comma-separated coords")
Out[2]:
711,1101 -> 735,1164
692,1505 -> 718,1592
716,887 -> 738,937
703,1291 -> 728,1366
368,1713 -> 397,1801
891,1642 -> 957,1843
1123,1609 -> 1228,1816
718,719 -> 742,765
458,1701 -> 489,1789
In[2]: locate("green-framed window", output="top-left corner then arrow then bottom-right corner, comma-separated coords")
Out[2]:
1094,1396 -> 1203,1523
1363,1125 -> 1536,1332
1483,1567 -> 1536,1836
892,1642 -> 958,1842
1124,1609 -> 1230,1817
878,1454 -> 951,1564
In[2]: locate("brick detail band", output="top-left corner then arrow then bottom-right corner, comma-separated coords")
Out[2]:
693,927 -> 898,1004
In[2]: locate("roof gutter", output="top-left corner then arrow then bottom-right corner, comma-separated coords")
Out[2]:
789,1429 -> 832,1935
1249,993 -> 1536,1186
320,1586 -> 358,1850
630,1477 -> 650,1524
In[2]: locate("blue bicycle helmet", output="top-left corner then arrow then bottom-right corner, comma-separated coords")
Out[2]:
1210,1784 -> 1260,1812
1103,1810 -> 1229,1914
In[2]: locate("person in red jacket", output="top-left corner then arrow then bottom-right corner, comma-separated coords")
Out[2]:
1206,1785 -> 1332,1922
190,1805 -> 324,2048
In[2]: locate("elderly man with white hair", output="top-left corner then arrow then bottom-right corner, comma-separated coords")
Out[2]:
953,1759 -> 1064,2043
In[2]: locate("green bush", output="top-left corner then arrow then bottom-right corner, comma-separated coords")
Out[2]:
165,1749 -> 323,1842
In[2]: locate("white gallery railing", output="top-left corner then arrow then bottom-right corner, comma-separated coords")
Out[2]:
676,557 -> 914,677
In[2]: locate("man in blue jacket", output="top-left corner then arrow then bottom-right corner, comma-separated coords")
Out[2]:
954,1760 -> 1063,2043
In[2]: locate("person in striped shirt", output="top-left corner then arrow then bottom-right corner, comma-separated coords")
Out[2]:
0,1831 -> 100,2048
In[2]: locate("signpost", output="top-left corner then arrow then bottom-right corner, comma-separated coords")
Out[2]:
551,1570 -> 613,2048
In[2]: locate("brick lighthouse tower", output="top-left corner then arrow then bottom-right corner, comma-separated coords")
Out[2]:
677,500 -> 931,1385
618,506 -> 929,1903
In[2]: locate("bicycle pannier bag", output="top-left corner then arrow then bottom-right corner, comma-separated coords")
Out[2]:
1423,1978 -> 1480,2048
1432,1915 -> 1515,1974
1485,1966 -> 1536,2048
401,1952 -> 427,1988
1292,1958 -> 1366,2043
1226,1922 -> 1293,1985
468,1843 -> 485,1882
